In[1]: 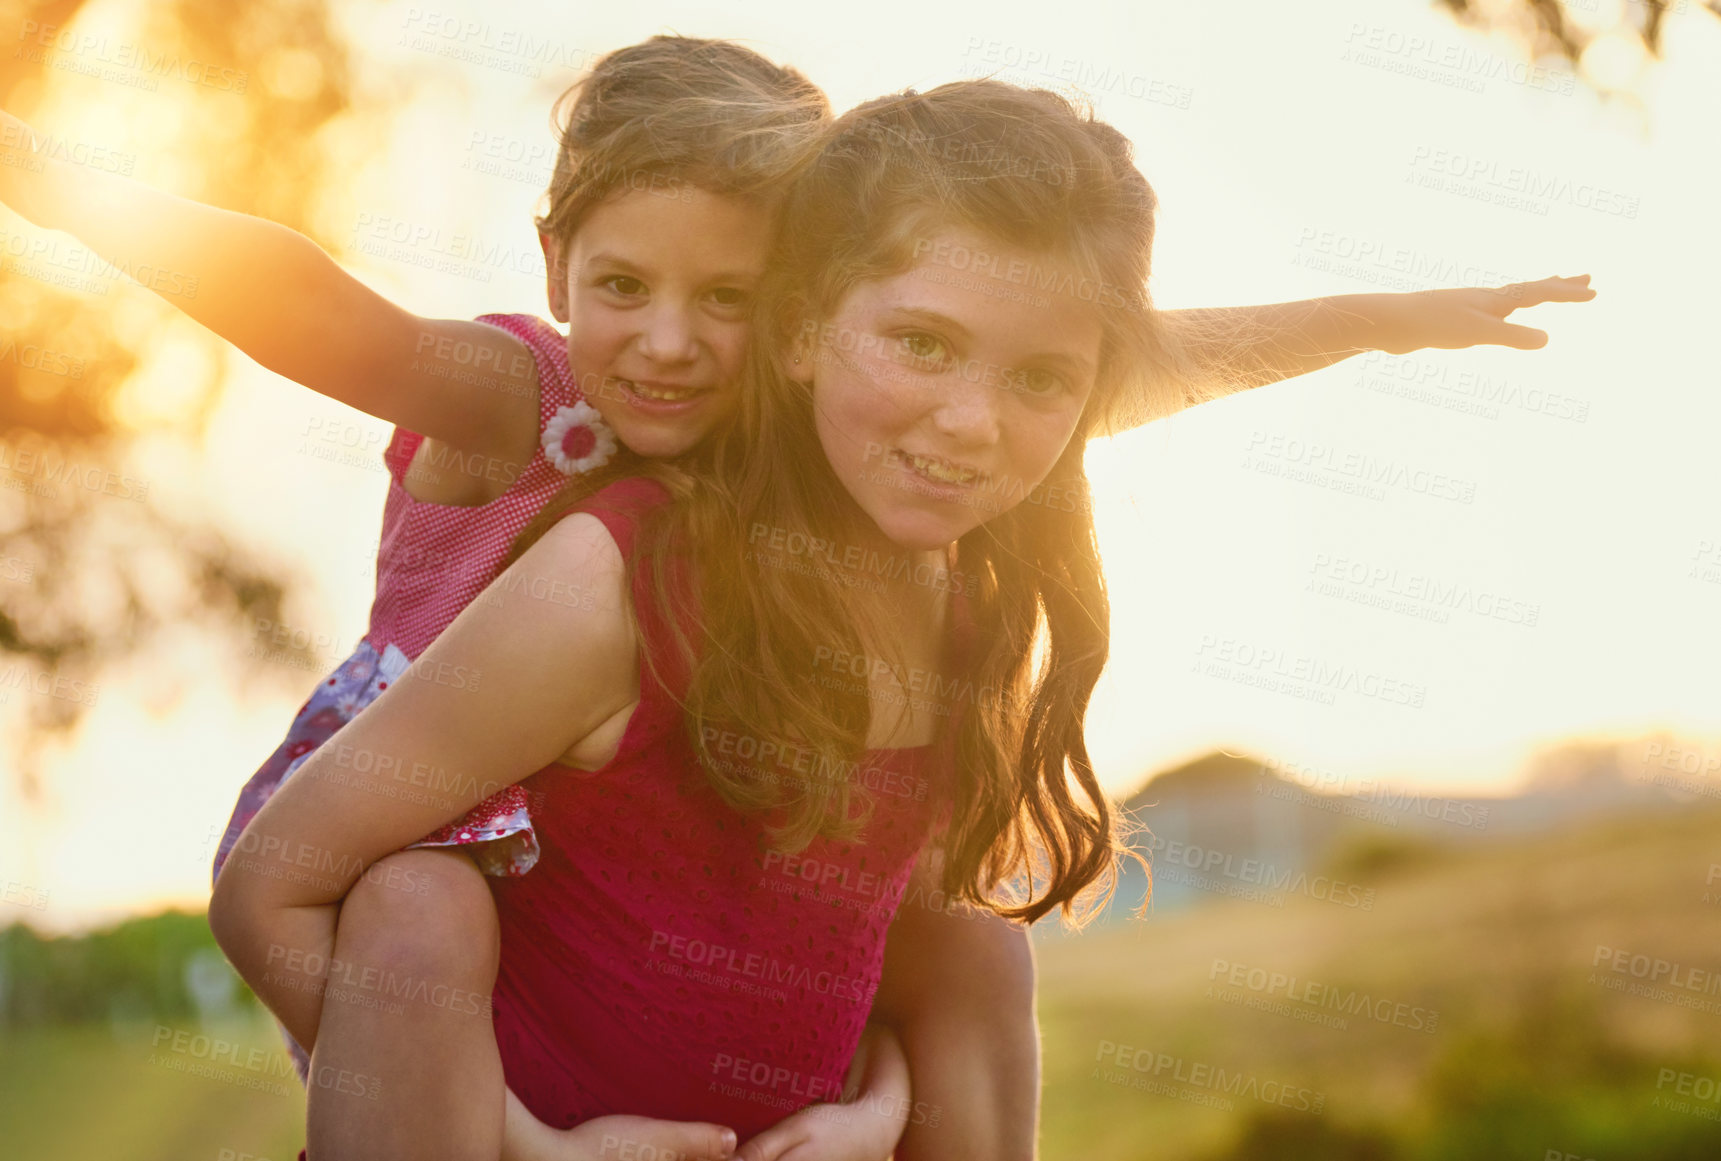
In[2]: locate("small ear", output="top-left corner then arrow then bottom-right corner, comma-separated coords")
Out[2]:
539,232 -> 570,323
781,315 -> 818,384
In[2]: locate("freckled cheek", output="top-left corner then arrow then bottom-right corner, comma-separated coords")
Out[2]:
1004,428 -> 1073,485
854,353 -> 937,420
839,373 -> 920,450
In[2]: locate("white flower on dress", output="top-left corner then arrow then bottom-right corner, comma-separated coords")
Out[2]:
542,402 -> 618,475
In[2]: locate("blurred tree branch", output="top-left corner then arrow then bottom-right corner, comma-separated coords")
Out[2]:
0,0 -> 366,796
1437,0 -> 1721,84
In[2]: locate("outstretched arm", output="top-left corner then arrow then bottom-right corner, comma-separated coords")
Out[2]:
1143,275 -> 1597,422
0,110 -> 537,456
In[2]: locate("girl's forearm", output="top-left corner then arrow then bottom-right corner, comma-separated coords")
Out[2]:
1163,294 -> 1395,393
3,114 -> 531,451
21,152 -> 372,376
873,902 -> 1040,1161
847,1018 -> 912,1106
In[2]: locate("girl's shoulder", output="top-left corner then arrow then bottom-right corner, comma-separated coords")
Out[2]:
382,313 -> 583,493
472,314 -> 573,400
547,476 -> 674,562
524,474 -> 692,704
473,312 -> 563,359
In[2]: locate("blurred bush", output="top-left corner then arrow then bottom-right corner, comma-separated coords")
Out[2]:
0,910 -> 257,1027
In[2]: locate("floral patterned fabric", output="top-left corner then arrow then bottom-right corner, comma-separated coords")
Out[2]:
212,640 -> 540,888
215,314 -> 601,896
212,640 -> 407,887
213,640 -> 541,1087
413,782 -> 538,877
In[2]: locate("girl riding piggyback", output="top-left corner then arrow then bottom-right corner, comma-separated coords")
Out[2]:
211,73 -> 1190,1159
0,29 -> 1592,1158
213,38 -> 832,890
0,38 -> 1089,1161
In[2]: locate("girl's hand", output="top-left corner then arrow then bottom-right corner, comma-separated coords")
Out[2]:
1373,274 -> 1596,355
536,1114 -> 739,1161
738,1022 -> 911,1161
735,1103 -> 905,1161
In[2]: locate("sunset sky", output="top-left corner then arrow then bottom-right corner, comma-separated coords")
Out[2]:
3,0 -> 1718,931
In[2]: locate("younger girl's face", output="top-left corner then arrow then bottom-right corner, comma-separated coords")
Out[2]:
798,227 -> 1105,552
542,186 -> 772,459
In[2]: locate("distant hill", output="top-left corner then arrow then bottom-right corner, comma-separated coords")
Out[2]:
1095,737 -> 1709,920
1035,793 -> 1721,1161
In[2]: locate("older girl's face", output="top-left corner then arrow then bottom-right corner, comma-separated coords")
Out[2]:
794,227 -> 1104,552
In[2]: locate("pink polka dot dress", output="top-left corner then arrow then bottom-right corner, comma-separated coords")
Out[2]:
214,313 -> 613,889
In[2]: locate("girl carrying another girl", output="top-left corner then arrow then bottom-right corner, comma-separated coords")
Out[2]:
0,33 -> 1590,1160
206,74 -> 1591,1161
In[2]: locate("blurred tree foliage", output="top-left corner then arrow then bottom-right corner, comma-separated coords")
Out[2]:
1440,0 -> 1721,80
0,912 -> 257,1026
0,0 -> 362,796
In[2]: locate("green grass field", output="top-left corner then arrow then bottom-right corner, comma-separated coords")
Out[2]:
1036,804 -> 1721,1160
0,1016 -> 305,1161
4,805 -> 1720,1160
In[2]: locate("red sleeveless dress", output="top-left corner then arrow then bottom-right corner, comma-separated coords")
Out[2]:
490,477 -> 958,1139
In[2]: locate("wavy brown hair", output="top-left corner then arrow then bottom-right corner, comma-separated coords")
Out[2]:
516,80 -> 1204,925
534,35 -> 830,250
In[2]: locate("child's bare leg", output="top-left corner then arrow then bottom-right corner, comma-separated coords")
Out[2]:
306,848 -> 503,1161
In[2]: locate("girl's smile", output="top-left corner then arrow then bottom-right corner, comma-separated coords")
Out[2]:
884,447 -> 988,497
542,186 -> 772,459
620,378 -> 709,404
798,225 -> 1104,552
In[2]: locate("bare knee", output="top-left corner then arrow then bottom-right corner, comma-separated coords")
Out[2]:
337,849 -> 498,991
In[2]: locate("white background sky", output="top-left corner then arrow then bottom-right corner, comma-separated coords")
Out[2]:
3,0 -> 1718,930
